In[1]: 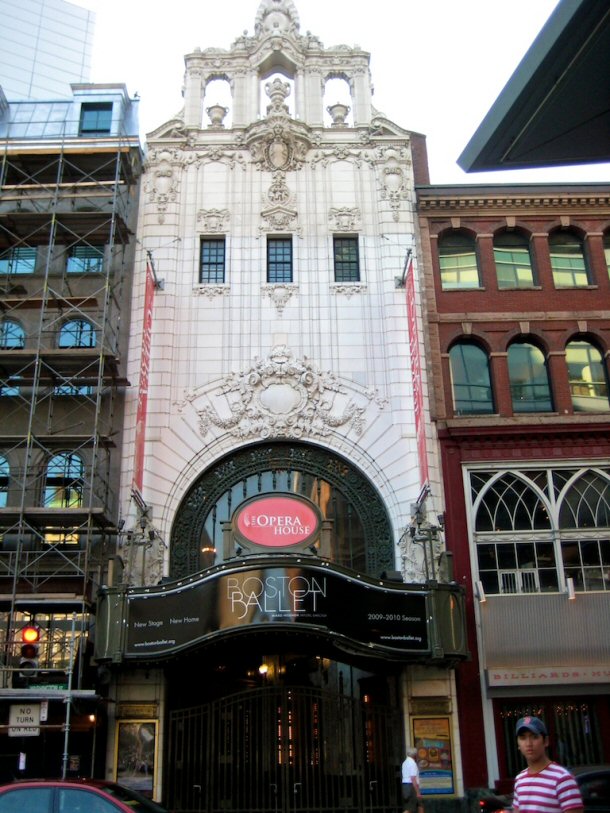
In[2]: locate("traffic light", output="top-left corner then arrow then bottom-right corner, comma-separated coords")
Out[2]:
18,625 -> 40,682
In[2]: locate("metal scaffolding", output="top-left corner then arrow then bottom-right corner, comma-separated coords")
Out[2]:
0,96 -> 142,710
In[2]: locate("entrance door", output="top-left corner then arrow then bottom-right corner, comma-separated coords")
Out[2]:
167,686 -> 402,813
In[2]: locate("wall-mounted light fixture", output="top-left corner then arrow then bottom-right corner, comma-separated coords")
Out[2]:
475,580 -> 487,604
567,577 -> 576,600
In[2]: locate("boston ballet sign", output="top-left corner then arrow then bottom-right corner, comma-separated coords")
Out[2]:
234,494 -> 321,549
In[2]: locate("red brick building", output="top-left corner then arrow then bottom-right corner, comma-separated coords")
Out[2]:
416,182 -> 610,791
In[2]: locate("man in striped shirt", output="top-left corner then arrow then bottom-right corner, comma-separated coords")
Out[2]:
513,716 -> 584,813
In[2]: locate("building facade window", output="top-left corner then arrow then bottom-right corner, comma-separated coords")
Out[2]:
507,342 -> 553,413
0,456 -> 9,508
67,244 -> 104,274
43,452 -> 84,509
54,384 -> 94,397
604,232 -> 610,278
438,231 -> 480,290
566,340 -> 609,412
0,319 -> 25,349
449,342 -> 494,415
549,230 -> 590,287
58,319 -> 96,348
0,246 -> 36,275
493,231 -> 535,288
470,467 -> 610,595
200,238 -> 226,283
267,237 -> 293,283
79,102 -> 113,135
333,236 -> 360,282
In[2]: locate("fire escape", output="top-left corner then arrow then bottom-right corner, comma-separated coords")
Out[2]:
0,89 -> 142,775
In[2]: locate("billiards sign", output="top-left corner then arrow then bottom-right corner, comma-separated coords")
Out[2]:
233,494 -> 321,550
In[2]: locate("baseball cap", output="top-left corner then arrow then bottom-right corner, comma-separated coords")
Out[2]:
515,716 -> 547,736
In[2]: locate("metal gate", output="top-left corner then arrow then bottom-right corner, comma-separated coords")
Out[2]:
167,686 -> 402,813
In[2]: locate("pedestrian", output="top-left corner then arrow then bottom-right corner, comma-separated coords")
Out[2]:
402,747 -> 423,813
513,716 -> 583,813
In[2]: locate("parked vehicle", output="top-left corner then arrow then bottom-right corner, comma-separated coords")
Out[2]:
572,765 -> 610,813
0,778 -> 169,812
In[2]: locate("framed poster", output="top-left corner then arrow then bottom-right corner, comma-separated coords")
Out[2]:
115,719 -> 157,798
411,716 -> 455,795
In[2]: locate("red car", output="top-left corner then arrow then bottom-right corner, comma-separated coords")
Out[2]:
0,778 -> 169,812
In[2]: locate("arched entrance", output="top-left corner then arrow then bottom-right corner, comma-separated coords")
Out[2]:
165,638 -> 403,813
170,442 -> 395,579
165,443 -> 402,813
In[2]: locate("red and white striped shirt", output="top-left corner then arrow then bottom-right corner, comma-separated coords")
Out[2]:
513,763 -> 583,813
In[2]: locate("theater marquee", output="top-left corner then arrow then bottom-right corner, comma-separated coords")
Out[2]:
95,556 -> 468,665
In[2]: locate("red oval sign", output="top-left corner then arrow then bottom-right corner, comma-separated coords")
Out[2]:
234,495 -> 320,548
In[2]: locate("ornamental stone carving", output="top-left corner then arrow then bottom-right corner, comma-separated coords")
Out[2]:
330,283 -> 367,298
185,345 -> 383,441
329,207 -> 361,231
197,208 -> 230,232
261,283 -> 298,314
144,149 -> 182,223
193,284 -> 230,300
248,124 -> 310,172
260,172 -> 300,234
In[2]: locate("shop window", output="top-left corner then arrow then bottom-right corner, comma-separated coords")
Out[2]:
58,319 -> 96,348
508,342 -> 553,413
79,102 -> 113,135
0,319 -> 25,349
267,237 -> 293,283
67,244 -> 104,274
43,452 -> 84,509
333,236 -> 360,282
200,238 -> 226,283
0,246 -> 36,275
449,342 -> 494,415
438,231 -> 480,290
566,340 -> 609,412
497,700 -> 602,780
493,231 -> 535,288
549,230 -> 590,287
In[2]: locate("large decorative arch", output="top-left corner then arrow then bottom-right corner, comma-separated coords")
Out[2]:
170,441 -> 394,579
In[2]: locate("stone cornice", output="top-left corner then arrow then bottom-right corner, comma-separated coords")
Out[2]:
417,191 -> 610,213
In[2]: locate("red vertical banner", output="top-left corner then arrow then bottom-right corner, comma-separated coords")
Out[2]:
405,251 -> 429,488
132,260 -> 155,494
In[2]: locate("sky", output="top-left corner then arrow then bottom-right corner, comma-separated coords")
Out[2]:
75,0 -> 610,185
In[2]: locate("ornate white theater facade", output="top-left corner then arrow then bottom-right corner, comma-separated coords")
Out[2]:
98,3 -> 468,810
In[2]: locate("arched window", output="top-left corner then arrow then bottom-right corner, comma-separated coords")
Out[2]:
0,319 -> 25,349
549,230 -> 590,287
449,343 -> 494,415
507,342 -> 553,413
58,319 -> 96,348
566,340 -> 610,412
43,452 -> 84,509
493,231 -> 534,288
0,455 -> 9,508
437,232 -> 480,290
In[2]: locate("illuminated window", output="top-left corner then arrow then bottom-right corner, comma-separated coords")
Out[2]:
493,231 -> 535,288
549,230 -> 590,287
566,340 -> 609,412
438,232 -> 480,290
43,452 -> 84,509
